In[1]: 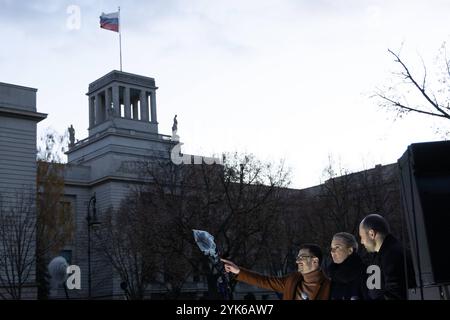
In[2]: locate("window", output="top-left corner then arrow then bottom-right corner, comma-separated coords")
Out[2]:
60,249 -> 72,265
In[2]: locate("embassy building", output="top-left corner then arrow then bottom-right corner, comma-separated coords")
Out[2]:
0,70 -> 276,300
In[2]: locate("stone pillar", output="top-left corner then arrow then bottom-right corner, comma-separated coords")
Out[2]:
140,90 -> 149,122
89,96 -> 95,127
94,94 -> 102,124
105,87 -> 111,118
100,94 -> 106,123
124,86 -> 131,119
106,85 -> 116,117
132,96 -> 139,120
150,91 -> 157,123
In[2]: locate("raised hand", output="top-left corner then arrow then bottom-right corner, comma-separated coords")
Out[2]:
221,258 -> 240,274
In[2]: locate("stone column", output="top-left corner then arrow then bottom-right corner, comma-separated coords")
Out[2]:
89,96 -> 95,127
124,86 -> 131,119
105,88 -> 111,119
150,91 -> 157,123
132,96 -> 139,120
100,94 -> 106,123
94,94 -> 102,124
140,90 -> 149,122
112,85 -> 120,117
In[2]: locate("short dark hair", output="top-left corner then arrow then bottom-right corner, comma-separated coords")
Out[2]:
299,243 -> 323,264
361,214 -> 390,236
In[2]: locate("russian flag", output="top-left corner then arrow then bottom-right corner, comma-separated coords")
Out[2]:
100,11 -> 119,32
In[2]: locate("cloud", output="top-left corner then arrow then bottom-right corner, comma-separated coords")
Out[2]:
2,0 -> 450,188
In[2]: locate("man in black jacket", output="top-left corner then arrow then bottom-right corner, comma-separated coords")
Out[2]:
359,214 -> 415,300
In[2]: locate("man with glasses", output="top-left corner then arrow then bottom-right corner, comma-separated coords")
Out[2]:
221,244 -> 331,300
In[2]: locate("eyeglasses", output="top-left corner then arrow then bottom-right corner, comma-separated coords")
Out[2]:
296,255 -> 314,261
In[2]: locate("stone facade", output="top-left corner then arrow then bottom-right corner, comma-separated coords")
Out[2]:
0,82 -> 47,299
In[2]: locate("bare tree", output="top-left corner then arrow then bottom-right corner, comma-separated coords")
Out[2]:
94,159 -> 204,299
0,191 -> 36,299
301,159 -> 402,259
96,195 -> 162,300
139,159 -> 205,299
260,188 -> 307,276
96,151 -> 292,299
375,46 -> 450,127
190,153 -> 292,297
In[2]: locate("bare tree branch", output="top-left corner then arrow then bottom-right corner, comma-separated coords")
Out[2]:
377,48 -> 450,121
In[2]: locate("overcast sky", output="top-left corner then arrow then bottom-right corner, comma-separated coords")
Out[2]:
1,0 -> 449,188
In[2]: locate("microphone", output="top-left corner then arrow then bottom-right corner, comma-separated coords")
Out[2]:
48,256 -> 69,285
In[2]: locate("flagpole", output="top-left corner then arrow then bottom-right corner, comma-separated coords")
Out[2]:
118,6 -> 123,71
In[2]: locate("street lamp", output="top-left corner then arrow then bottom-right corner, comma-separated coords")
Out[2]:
87,193 -> 101,299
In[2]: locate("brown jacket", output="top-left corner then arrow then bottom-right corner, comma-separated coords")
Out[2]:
236,268 -> 331,300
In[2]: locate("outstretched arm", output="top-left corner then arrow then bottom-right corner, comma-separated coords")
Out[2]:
221,258 -> 287,293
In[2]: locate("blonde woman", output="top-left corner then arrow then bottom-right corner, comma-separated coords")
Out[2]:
325,232 -> 368,300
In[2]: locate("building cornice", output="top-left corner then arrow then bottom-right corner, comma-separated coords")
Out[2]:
0,106 -> 47,122
87,70 -> 157,95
